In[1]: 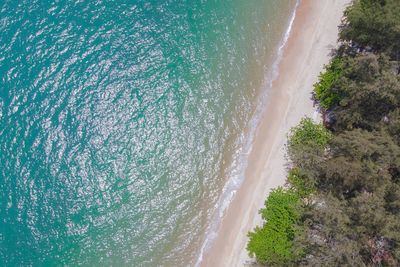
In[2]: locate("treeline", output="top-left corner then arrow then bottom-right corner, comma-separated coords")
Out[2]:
247,0 -> 400,266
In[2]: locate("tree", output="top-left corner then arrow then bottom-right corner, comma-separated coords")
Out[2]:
339,0 -> 400,59
385,109 -> 400,145
313,57 -> 343,109
247,1 -> 400,265
320,129 -> 399,195
287,168 -> 314,200
247,188 -> 302,266
332,53 -> 400,131
288,118 -> 332,149
287,118 -> 331,178
293,193 -> 364,266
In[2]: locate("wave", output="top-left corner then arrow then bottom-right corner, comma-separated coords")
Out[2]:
194,1 -> 300,265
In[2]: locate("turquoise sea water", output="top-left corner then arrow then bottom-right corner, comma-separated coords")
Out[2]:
0,1 -> 297,266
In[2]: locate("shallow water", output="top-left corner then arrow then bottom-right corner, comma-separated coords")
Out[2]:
0,1 -> 296,266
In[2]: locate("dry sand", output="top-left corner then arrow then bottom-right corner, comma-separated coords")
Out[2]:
200,0 -> 351,266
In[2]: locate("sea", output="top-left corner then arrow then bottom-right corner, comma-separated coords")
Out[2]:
0,1 -> 298,266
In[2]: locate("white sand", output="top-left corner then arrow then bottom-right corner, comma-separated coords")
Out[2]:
200,0 -> 351,266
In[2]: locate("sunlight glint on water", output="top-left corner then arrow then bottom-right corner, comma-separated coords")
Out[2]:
0,1 -> 297,266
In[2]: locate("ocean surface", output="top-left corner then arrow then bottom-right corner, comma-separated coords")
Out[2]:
0,1 -> 297,266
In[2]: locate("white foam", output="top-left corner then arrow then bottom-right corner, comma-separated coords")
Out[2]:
195,1 -> 300,266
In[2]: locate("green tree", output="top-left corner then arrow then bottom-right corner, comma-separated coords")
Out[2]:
287,168 -> 314,200
333,53 -> 400,131
384,109 -> 400,145
246,0 -> 400,264
314,57 -> 343,109
293,193 -> 364,266
247,188 -> 302,266
288,118 -> 332,149
339,0 -> 400,59
320,129 -> 399,195
287,118 -> 331,177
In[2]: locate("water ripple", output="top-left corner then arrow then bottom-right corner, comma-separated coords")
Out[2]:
0,0 -> 297,266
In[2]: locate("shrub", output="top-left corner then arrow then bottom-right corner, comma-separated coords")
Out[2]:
288,117 -> 332,149
247,188 -> 302,266
287,118 -> 332,171
313,58 -> 343,108
287,168 -> 314,199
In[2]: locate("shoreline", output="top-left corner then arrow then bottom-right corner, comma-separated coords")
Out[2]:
200,0 -> 351,266
194,3 -> 300,265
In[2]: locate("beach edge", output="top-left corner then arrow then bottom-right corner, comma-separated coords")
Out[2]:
200,0 -> 351,266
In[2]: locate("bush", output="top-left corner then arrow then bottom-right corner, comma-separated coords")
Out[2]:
247,188 -> 302,266
288,117 -> 332,150
313,57 -> 343,108
287,168 -> 314,199
287,118 -> 332,171
247,0 -> 400,265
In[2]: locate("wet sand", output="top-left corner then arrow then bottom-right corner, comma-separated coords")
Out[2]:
200,0 -> 351,266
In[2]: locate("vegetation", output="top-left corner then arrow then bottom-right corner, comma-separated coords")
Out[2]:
339,0 -> 400,59
332,53 -> 400,131
287,168 -> 314,199
247,0 -> 400,266
247,119 -> 327,266
247,188 -> 302,266
288,117 -> 332,149
313,58 -> 343,108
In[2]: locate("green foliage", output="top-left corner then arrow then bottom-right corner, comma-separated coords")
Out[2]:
247,188 -> 302,266
287,168 -> 314,199
286,118 -> 332,182
321,129 -> 399,195
386,109 -> 400,145
314,58 -> 343,108
288,117 -> 332,150
247,0 -> 400,265
293,194 -> 365,266
333,53 -> 400,131
339,0 -> 400,58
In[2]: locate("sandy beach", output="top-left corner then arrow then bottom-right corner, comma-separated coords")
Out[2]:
200,0 -> 351,266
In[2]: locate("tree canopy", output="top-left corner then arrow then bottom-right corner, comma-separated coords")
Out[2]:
247,0 -> 400,265
339,0 -> 400,59
247,188 -> 302,266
